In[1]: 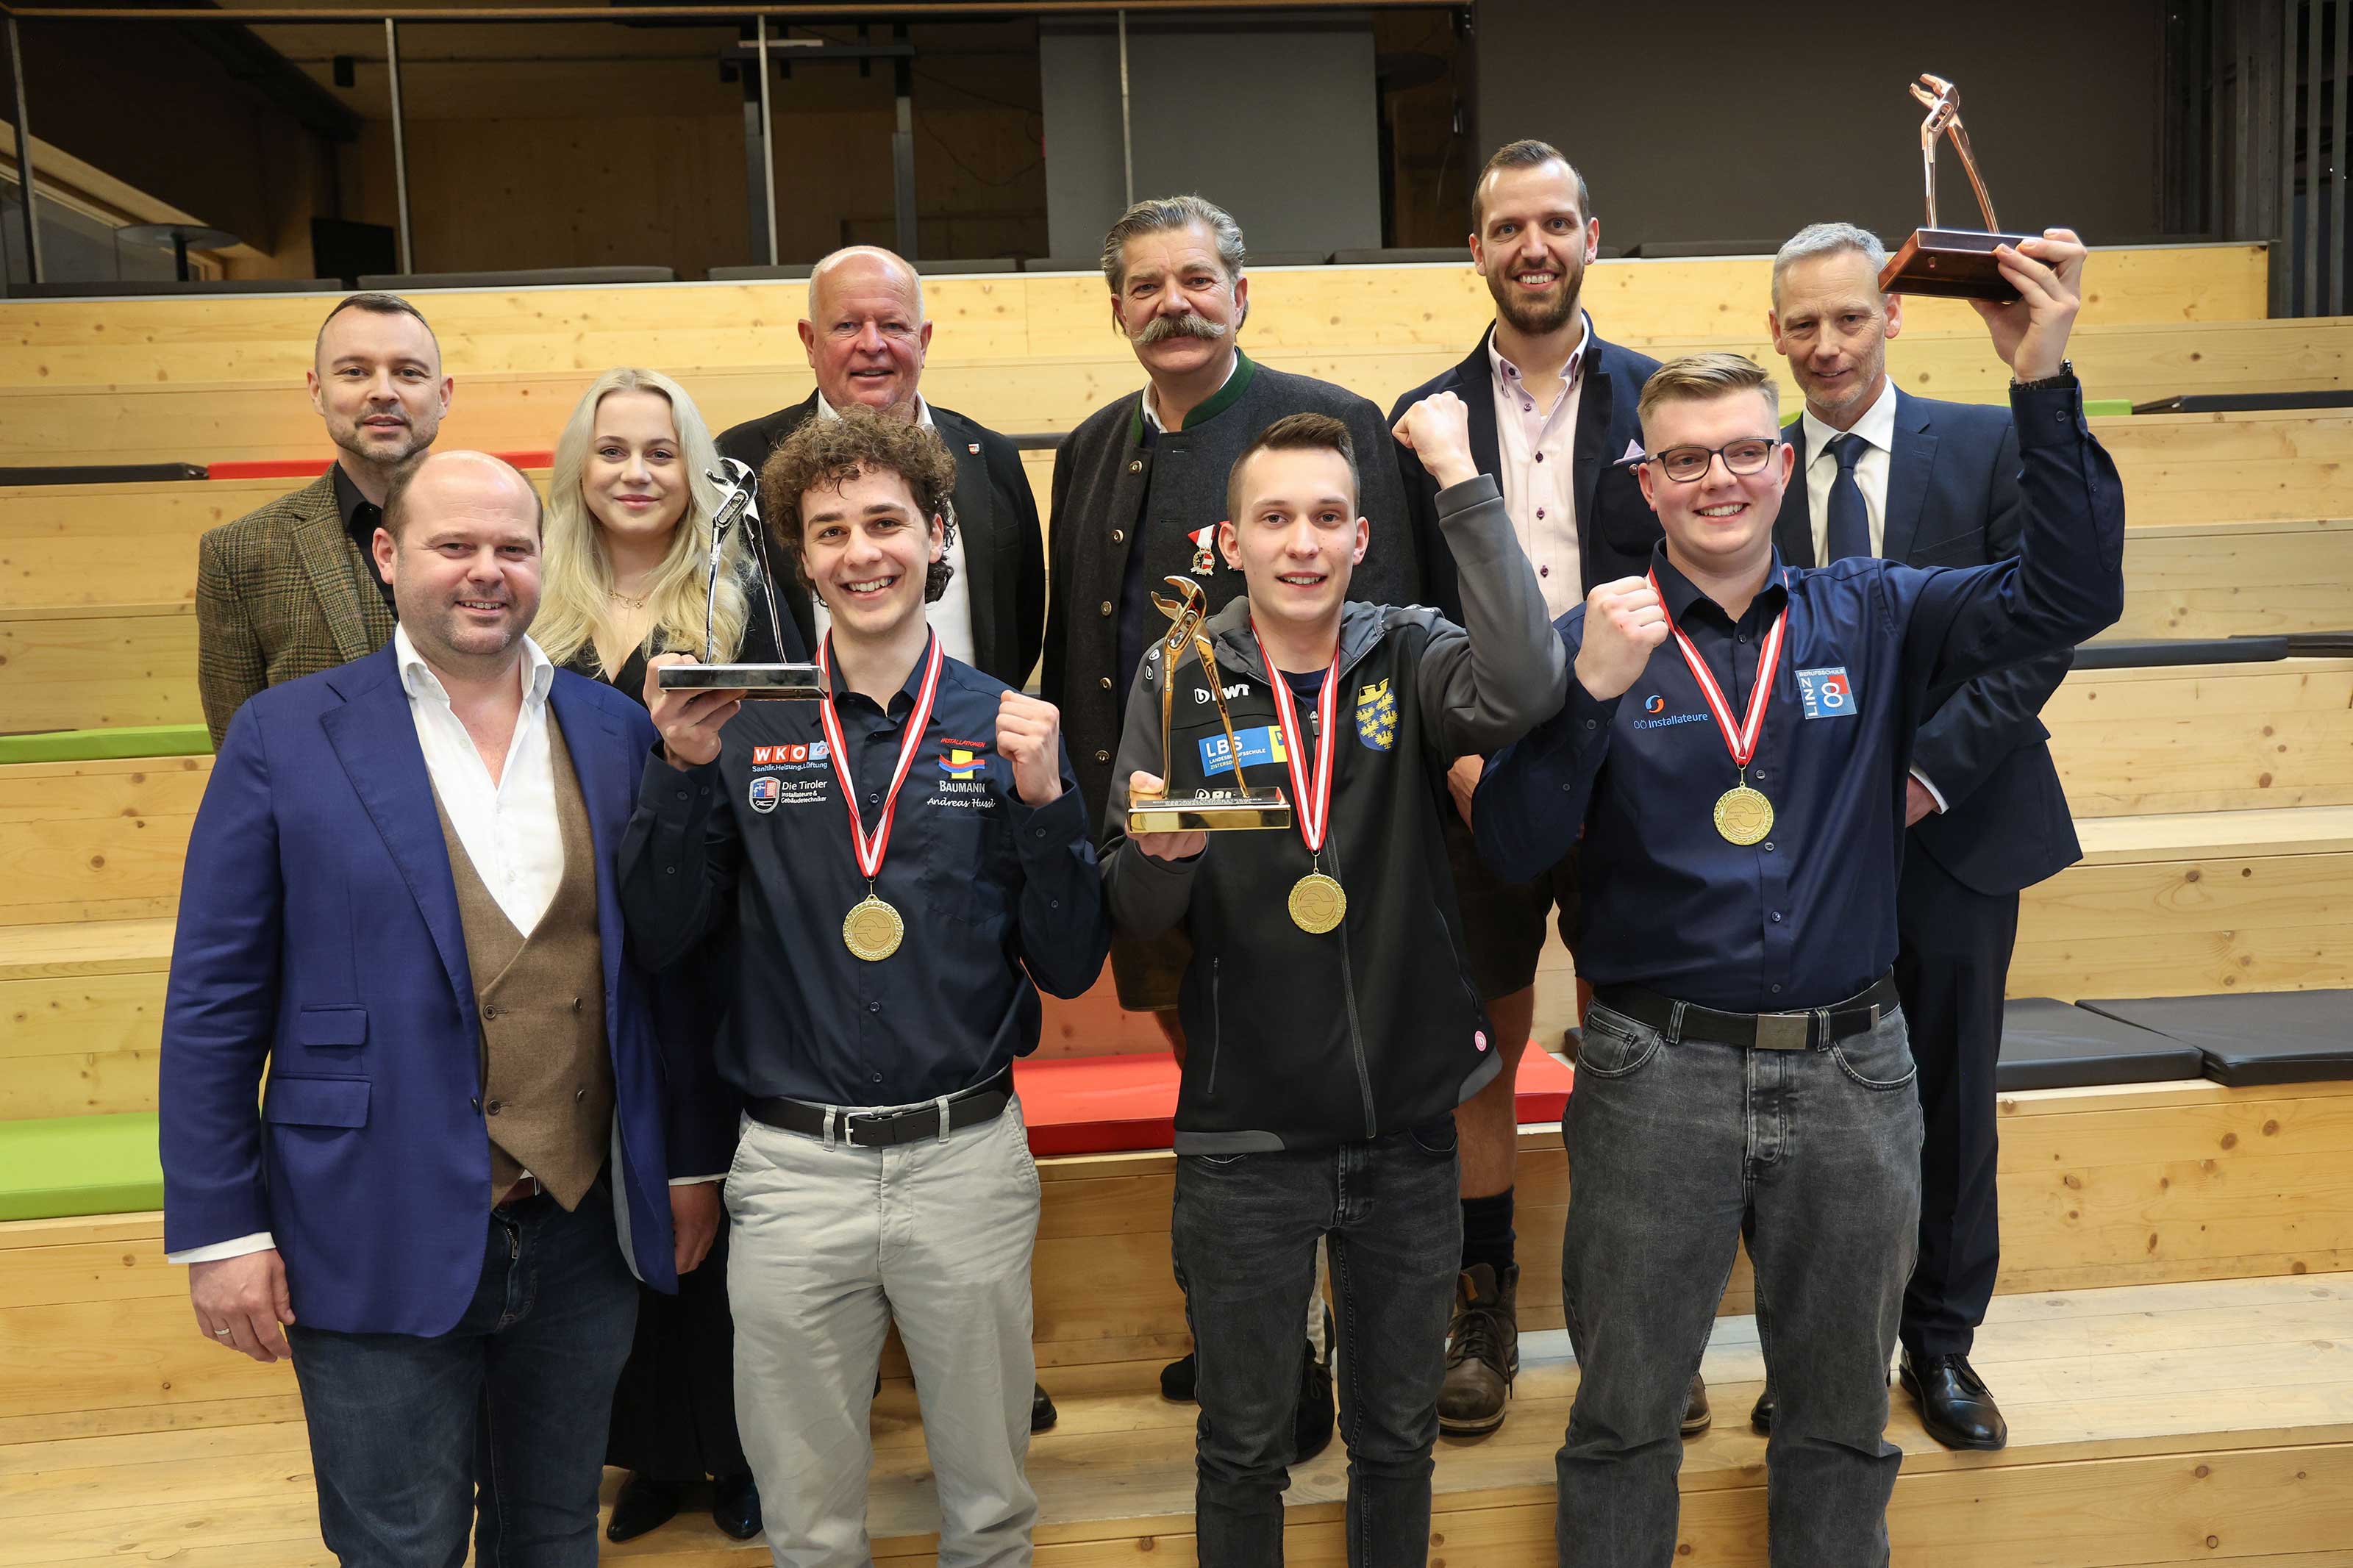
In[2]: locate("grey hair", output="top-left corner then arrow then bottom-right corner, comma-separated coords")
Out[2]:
1771,222 -> 1889,307
805,245 -> 926,324
1100,194 -> 1246,295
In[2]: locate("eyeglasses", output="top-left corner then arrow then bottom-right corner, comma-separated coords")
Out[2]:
1646,438 -> 1779,484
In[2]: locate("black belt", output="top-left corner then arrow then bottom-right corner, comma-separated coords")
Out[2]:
746,1067 -> 1014,1148
1593,975 -> 1899,1052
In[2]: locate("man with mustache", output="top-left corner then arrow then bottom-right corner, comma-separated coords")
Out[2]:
196,292 -> 454,746
1040,193 -> 1419,1451
1387,141 -> 1673,1439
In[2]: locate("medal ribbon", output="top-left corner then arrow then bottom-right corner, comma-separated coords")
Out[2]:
815,631 -> 946,881
1647,569 -> 1788,773
1252,630 -> 1342,856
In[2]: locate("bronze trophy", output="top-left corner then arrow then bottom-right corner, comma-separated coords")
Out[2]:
1878,73 -> 2035,303
1125,576 -> 1292,834
655,457 -> 824,699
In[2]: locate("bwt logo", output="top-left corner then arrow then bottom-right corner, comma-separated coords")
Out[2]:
1194,683 -> 1252,704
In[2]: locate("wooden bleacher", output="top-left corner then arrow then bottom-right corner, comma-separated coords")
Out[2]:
3,243 -> 2350,1565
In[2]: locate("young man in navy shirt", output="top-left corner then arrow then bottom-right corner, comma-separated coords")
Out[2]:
1475,232 -> 2120,1568
1101,395 -> 1565,1567
623,409 -> 1110,1567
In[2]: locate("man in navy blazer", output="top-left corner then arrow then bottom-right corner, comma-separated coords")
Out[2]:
1752,222 -> 2082,1450
1388,140 -> 1668,1439
160,451 -> 729,1567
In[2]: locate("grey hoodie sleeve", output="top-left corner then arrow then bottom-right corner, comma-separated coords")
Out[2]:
1412,473 -> 1571,757
1099,647 -> 1204,938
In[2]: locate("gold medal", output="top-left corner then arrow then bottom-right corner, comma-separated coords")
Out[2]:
842,894 -> 905,962
1713,784 -> 1774,845
1288,871 -> 1347,934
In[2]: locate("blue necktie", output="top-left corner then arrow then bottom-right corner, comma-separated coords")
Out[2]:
1824,433 -> 1873,562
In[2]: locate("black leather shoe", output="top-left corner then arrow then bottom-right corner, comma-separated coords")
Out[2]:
1901,1351 -> 2008,1450
710,1472 -> 763,1541
1160,1350 -> 1198,1403
605,1474 -> 682,1543
1294,1337 -> 1336,1462
1680,1371 -> 1711,1437
1031,1381 -> 1059,1433
1750,1389 -> 1774,1435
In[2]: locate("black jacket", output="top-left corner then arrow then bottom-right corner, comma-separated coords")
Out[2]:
1099,476 -> 1563,1154
1390,320 -> 1663,621
715,393 -> 1047,689
1774,387 -> 2079,896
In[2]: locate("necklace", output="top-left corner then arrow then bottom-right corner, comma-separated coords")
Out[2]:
610,586 -> 649,609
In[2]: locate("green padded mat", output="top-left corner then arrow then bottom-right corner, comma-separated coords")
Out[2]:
0,725 -> 213,765
0,1113 -> 165,1221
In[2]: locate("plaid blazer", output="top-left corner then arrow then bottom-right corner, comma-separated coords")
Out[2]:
196,472 -> 399,748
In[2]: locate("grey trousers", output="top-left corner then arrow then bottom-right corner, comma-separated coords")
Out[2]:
726,1098 -> 1042,1568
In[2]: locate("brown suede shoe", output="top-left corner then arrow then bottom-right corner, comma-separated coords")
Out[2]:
1681,1371 -> 1712,1437
1437,1262 -> 1518,1436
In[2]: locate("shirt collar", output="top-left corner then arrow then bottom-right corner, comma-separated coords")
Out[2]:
1647,542 -> 1791,631
815,390 -> 934,429
823,628 -> 939,715
1800,376 -> 1898,465
330,461 -> 381,531
1487,315 -> 1591,404
1138,348 -> 1252,435
393,623 -> 555,708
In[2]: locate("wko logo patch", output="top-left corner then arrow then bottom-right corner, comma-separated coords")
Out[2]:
751,742 -> 830,768
1796,666 -> 1857,720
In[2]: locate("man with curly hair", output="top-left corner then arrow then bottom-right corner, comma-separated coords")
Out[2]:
621,408 -> 1111,1567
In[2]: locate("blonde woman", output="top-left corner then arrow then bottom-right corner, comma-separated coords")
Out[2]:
541,368 -> 777,1544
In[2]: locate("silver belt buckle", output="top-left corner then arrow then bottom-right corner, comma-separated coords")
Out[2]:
1753,1012 -> 1812,1051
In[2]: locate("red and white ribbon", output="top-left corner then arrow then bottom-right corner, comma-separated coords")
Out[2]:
1648,569 -> 1786,771
815,631 -> 945,880
1254,630 -> 1342,856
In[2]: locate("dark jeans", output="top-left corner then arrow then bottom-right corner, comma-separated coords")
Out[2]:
286,1181 -> 640,1568
1173,1120 -> 1463,1568
1557,1003 -> 1923,1568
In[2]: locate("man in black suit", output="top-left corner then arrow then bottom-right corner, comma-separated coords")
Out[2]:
716,245 -> 1047,688
1752,221 -> 2082,1450
1388,140 -> 1669,1439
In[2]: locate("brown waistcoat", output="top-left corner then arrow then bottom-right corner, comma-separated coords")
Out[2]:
432,712 -> 614,1209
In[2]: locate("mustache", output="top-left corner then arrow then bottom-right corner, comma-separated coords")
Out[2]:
1132,312 -> 1229,346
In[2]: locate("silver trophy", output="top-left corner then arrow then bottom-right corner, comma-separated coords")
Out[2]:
655,457 -> 824,700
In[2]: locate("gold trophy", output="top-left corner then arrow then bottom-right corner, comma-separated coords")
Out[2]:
1879,73 -> 2036,303
1125,576 -> 1292,834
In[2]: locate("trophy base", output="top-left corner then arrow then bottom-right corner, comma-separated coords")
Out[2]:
1129,788 -> 1292,834
1879,227 -> 2035,302
656,662 -> 825,701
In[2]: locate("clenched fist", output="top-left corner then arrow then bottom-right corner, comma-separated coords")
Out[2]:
997,690 -> 1065,806
1392,390 -> 1479,490
1574,576 -> 1672,702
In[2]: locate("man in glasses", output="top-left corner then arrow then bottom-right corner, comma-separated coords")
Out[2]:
1741,221 -> 2078,1453
1474,233 -> 2119,1568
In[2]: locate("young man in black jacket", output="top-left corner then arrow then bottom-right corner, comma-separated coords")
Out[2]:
1099,395 -> 1565,1566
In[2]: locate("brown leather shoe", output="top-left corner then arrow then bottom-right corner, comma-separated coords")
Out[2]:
1437,1262 -> 1518,1436
1681,1371 -> 1712,1437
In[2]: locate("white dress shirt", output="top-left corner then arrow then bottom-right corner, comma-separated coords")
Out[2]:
813,393 -> 976,669
1799,379 -> 1947,811
1800,376 -> 1898,563
1490,319 -> 1590,621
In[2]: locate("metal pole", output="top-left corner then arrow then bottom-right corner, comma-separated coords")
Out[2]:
385,17 -> 415,273
1117,8 -> 1134,207
890,23 -> 915,258
2330,0 -> 2347,315
5,15 -> 43,285
755,15 -> 778,264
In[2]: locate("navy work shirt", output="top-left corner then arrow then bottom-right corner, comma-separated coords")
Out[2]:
619,634 -> 1111,1106
1474,383 -> 2124,1013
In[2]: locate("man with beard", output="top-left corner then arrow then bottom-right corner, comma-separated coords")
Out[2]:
1386,142 -> 1673,1439
196,293 -> 454,747
1040,192 -> 1418,1449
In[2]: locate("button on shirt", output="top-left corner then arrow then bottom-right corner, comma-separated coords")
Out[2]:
621,639 -> 1111,1107
812,393 -> 976,669
1801,376 -> 1897,562
1473,384 -> 2123,1013
1490,318 -> 1588,620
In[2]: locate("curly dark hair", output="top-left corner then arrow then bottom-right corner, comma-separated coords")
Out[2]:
759,407 -> 960,603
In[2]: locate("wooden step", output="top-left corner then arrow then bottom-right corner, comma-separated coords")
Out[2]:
0,920 -> 174,1120
7,1079 -> 2346,1449
0,1271 -> 2342,1567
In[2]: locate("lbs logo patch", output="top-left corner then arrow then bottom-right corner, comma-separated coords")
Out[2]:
1355,678 -> 1397,751
1796,666 -> 1857,720
747,776 -> 782,814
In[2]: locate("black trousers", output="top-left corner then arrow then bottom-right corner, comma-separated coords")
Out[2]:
604,1224 -> 749,1483
1893,834 -> 2018,1358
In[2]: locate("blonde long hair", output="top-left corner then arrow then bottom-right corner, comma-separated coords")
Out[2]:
538,368 -> 751,669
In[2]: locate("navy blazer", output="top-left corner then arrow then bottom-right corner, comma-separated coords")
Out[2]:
160,642 -> 725,1336
1390,319 -> 1663,623
1774,387 -> 2080,895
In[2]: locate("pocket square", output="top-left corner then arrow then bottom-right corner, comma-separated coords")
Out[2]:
1616,438 -> 1646,465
